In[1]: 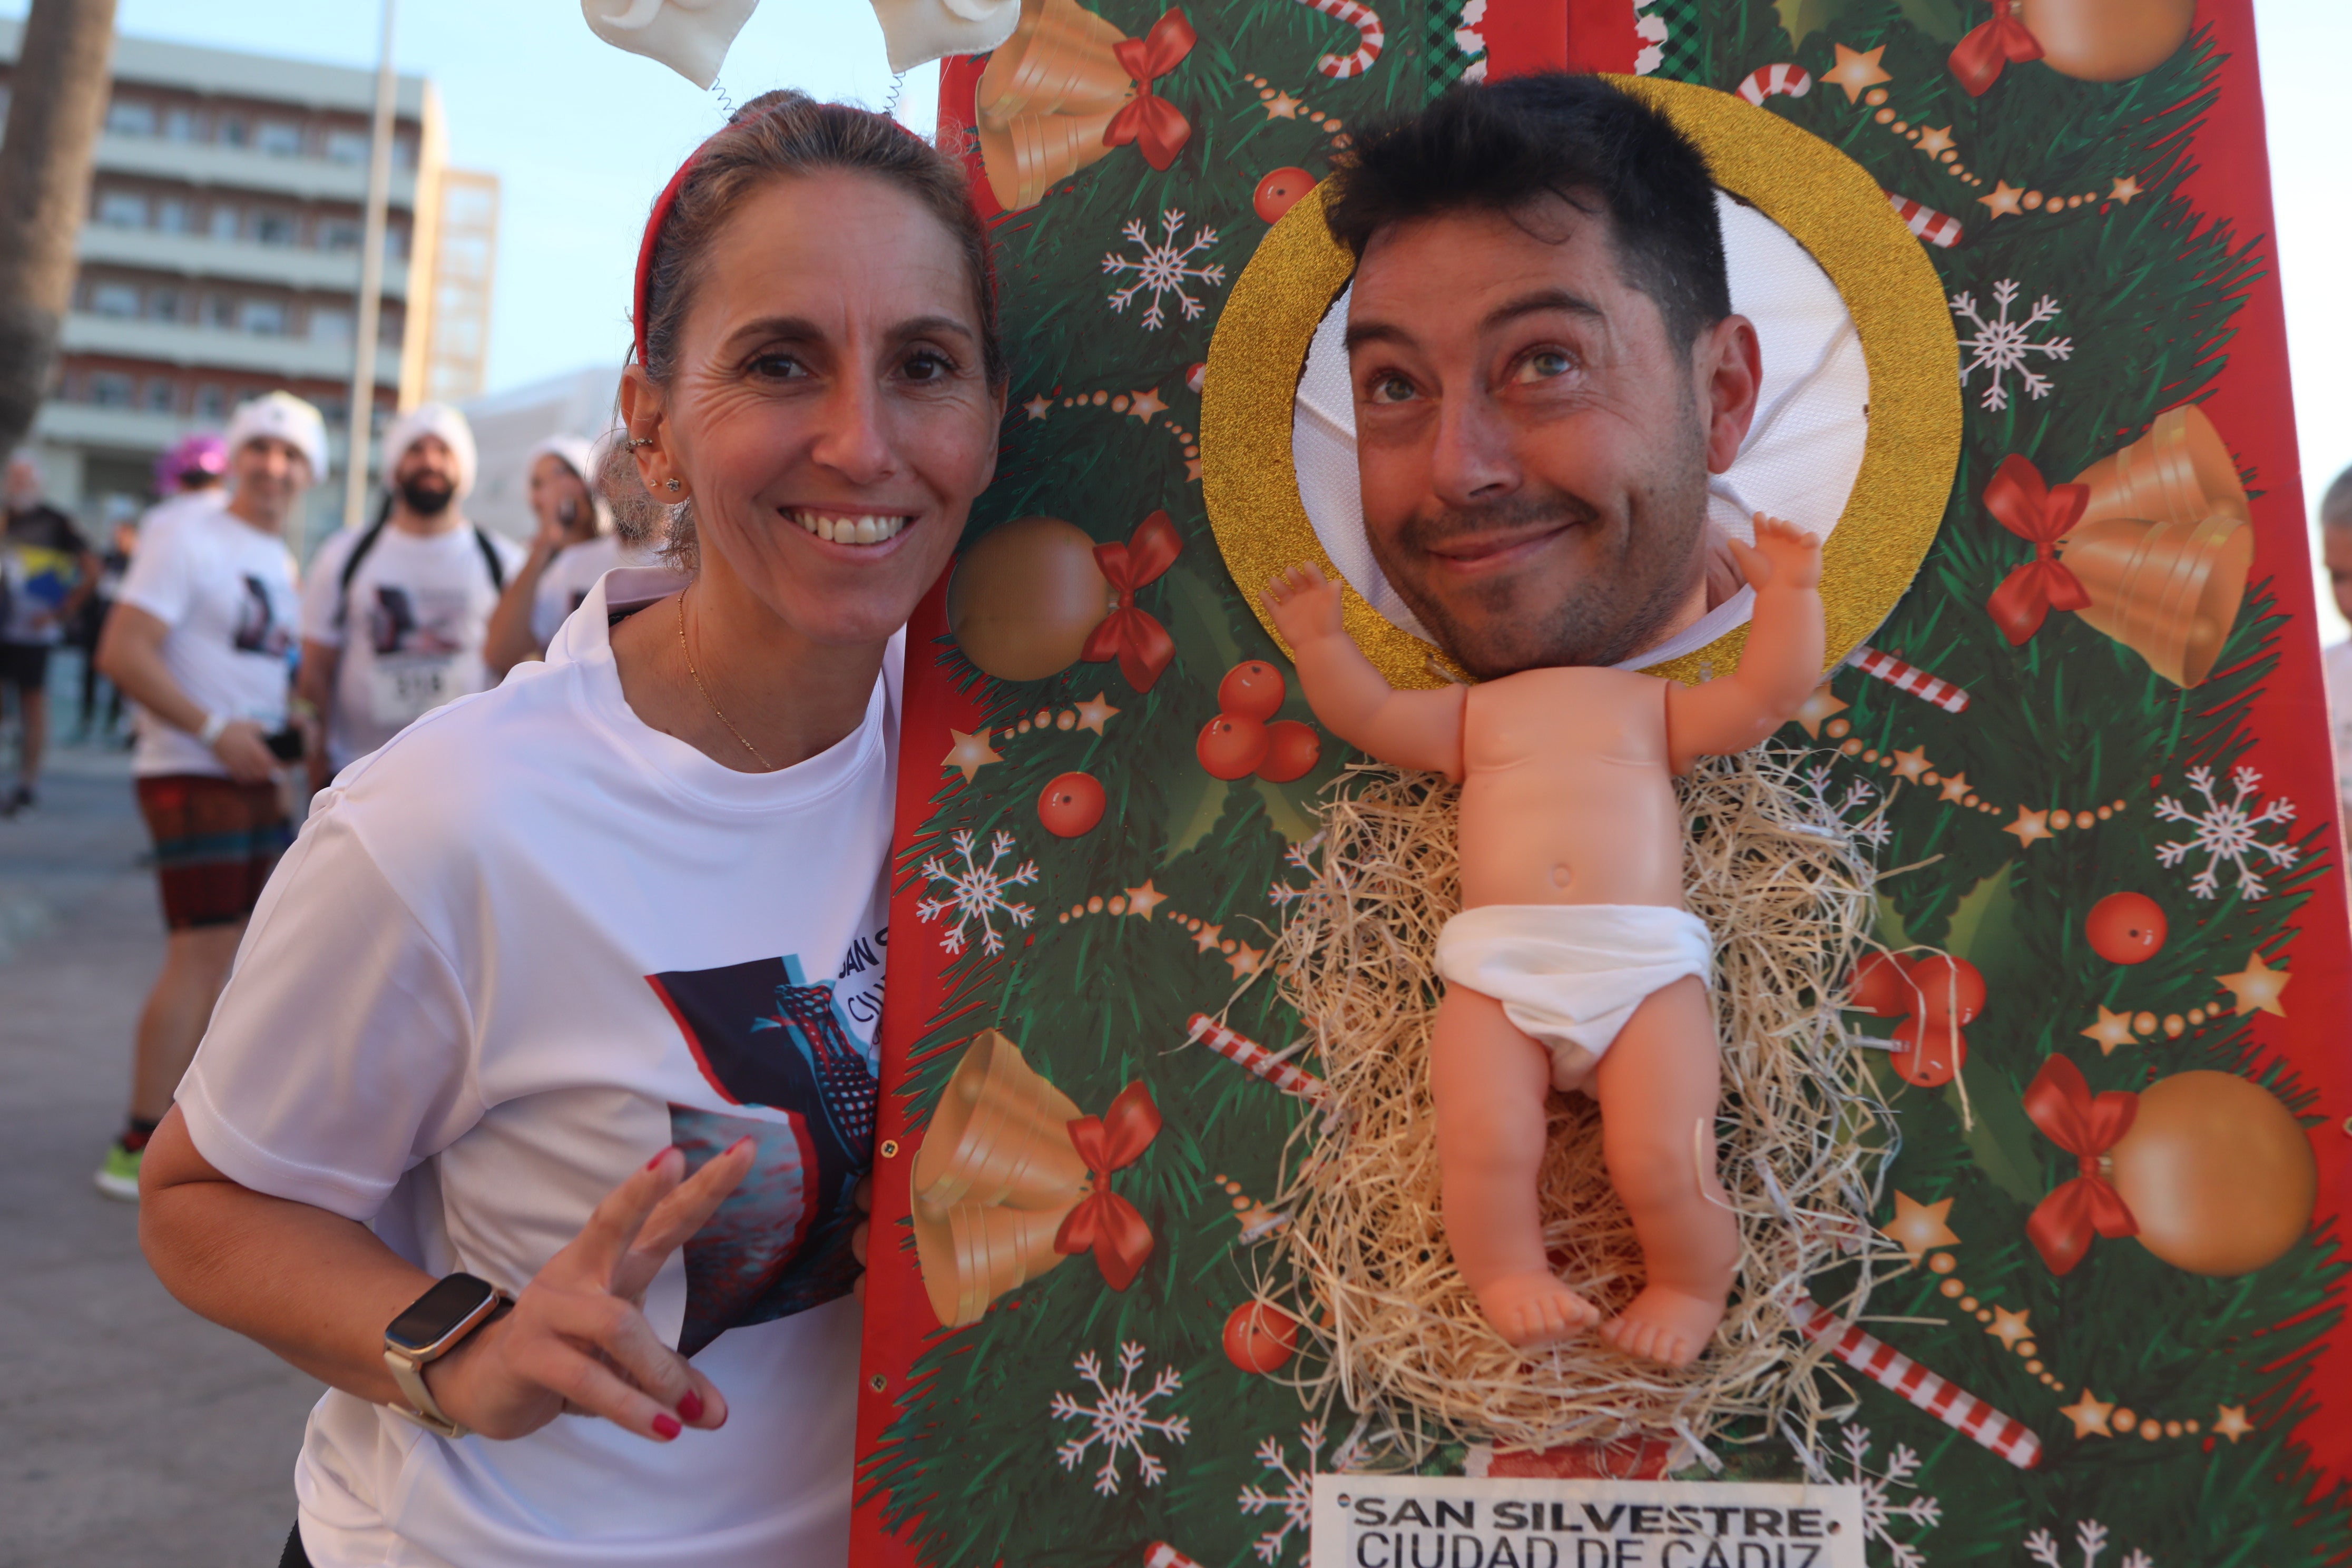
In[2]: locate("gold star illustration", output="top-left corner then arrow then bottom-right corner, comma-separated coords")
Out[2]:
2109,175 -> 2144,204
1914,124 -> 1955,158
1986,1305 -> 2032,1350
1125,387 -> 1167,423
1978,179 -> 2026,219
2211,1405 -> 2253,1443
941,727 -> 1002,782
1226,941 -> 1267,979
1192,922 -> 1224,954
2080,1005 -> 2139,1055
1890,746 -> 1932,782
1021,394 -> 1052,420
1264,91 -> 1301,119
1123,880 -> 1168,919
2059,1388 -> 2115,1439
2217,952 -> 2290,1017
1792,684 -> 1849,738
1074,692 -> 1121,733
1937,771 -> 1973,804
2004,807 -> 2053,846
1185,456 -> 1203,483
1823,43 -> 1893,102
1883,1191 -> 1961,1262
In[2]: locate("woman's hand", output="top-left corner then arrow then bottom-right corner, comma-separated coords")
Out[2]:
425,1140 -> 754,1443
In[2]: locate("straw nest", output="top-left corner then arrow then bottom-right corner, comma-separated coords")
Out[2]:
1257,747 -> 1904,1463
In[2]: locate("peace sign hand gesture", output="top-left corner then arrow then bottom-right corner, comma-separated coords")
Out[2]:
424,1140 -> 756,1443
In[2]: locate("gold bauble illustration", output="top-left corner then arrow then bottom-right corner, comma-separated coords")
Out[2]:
2108,1071 -> 2316,1276
946,516 -> 1115,682
2017,0 -> 2196,82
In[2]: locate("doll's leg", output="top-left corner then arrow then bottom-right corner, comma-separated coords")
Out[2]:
1590,975 -> 1739,1368
1433,982 -> 1600,1347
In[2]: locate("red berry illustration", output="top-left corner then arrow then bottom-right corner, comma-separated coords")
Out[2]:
1037,771 -> 1106,838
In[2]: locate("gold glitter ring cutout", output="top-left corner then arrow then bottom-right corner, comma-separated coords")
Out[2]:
1199,74 -> 1962,689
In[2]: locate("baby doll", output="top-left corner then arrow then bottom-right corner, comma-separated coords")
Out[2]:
1264,515 -> 1824,1367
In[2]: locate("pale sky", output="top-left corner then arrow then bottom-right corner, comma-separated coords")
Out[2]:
7,1 -> 2344,631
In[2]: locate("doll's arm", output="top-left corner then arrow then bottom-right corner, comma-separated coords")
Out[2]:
1263,564 -> 1466,780
1664,514 -> 1825,772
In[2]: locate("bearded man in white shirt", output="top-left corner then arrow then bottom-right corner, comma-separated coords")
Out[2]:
297,404 -> 523,789
92,390 -> 322,1199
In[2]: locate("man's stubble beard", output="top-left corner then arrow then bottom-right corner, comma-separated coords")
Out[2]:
1367,418 -> 1713,679
398,474 -> 457,517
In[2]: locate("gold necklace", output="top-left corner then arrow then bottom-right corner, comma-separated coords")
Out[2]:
677,587 -> 773,771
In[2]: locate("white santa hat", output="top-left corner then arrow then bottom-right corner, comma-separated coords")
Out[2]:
225,391 -> 328,479
528,433 -> 614,536
380,402 -> 479,501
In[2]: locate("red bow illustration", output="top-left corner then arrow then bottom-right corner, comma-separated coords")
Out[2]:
2022,1055 -> 2140,1275
1053,1081 -> 1163,1291
1102,9 -> 1197,171
1949,0 -> 2045,96
1983,454 -> 2092,644
1082,509 -> 1184,691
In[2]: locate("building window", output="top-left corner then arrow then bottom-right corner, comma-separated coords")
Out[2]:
309,308 -> 354,346
218,115 -> 248,148
88,372 -> 135,407
257,120 -> 303,158
148,288 -> 183,323
319,218 -> 363,252
154,197 -> 191,234
104,100 -> 155,137
194,384 -> 227,422
143,377 -> 176,414
209,204 -> 239,242
162,107 -> 197,142
89,281 -> 140,318
95,190 -> 148,228
394,132 -> 418,170
325,129 -> 369,166
239,299 -> 288,336
253,210 -> 297,247
384,225 -> 410,261
316,395 -> 350,427
204,295 -> 237,329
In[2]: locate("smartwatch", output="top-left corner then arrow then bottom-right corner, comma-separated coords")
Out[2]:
383,1272 -> 508,1438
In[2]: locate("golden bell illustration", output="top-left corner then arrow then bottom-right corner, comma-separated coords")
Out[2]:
911,1028 -> 1090,1213
2072,404 -> 2249,531
975,0 -> 1134,125
976,105 -> 1124,214
910,1200 -> 1070,1329
2057,511 -> 2253,689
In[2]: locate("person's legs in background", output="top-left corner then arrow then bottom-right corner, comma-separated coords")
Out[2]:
0,643 -> 48,814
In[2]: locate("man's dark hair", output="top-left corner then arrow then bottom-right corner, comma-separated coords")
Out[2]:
1324,73 -> 1731,351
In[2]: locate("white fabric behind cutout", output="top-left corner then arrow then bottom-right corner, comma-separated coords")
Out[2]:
1289,191 -> 1870,671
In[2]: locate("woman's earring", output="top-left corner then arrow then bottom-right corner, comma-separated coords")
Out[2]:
665,478 -> 682,494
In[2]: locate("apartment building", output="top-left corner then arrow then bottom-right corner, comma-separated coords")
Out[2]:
0,23 -> 499,551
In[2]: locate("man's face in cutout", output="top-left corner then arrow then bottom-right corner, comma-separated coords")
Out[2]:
1345,196 -> 1760,678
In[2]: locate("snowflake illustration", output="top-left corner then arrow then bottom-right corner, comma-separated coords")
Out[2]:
1802,763 -> 1893,850
914,828 -> 1037,955
1268,833 -> 1326,909
2154,764 -> 2298,900
1104,209 -> 1227,331
1238,1418 -> 1324,1563
1051,1341 -> 1190,1495
1951,279 -> 2072,411
1836,1425 -> 1940,1568
2024,1517 -> 2154,1568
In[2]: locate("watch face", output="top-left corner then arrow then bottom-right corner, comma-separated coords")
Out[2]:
386,1273 -> 498,1355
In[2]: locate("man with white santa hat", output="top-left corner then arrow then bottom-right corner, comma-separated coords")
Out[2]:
297,402 -> 523,786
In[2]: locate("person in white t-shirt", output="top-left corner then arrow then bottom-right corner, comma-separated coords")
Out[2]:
92,391 -> 324,1200
2318,467 -> 2352,836
138,94 -> 1006,1568
483,431 -> 649,677
297,402 -> 524,786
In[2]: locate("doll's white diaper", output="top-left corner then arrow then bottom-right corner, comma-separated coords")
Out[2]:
1434,903 -> 1715,1090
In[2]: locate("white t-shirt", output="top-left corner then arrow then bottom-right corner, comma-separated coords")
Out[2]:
181,569 -> 897,1568
138,485 -> 229,540
116,503 -> 300,779
2325,641 -> 2352,817
531,534 -> 652,648
301,520 -> 526,769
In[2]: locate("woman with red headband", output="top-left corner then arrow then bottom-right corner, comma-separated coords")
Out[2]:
136,93 -> 1004,1568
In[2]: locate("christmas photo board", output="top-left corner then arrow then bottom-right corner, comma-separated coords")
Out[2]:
849,2 -> 2352,1564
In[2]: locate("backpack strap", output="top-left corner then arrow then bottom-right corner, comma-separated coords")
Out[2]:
472,526 -> 506,594
332,505 -> 393,631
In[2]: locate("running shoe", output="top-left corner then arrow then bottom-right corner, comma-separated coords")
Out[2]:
93,1140 -> 142,1201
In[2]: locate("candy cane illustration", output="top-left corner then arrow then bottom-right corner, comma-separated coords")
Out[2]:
1848,643 -> 1972,714
1788,1296 -> 2042,1469
1295,0 -> 1384,79
1736,63 -> 1813,104
1187,1013 -> 1331,1103
1885,191 -> 1965,249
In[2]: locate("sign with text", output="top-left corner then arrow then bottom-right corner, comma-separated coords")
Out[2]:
1311,1475 -> 1867,1568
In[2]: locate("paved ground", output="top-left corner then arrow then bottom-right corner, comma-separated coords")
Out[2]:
0,712 -> 318,1568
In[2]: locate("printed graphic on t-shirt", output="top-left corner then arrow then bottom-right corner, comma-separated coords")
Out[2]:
367,584 -> 473,722
649,954 -> 879,1356
233,574 -> 291,655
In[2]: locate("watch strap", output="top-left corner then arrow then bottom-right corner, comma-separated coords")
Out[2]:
196,711 -> 229,747
385,1348 -> 468,1438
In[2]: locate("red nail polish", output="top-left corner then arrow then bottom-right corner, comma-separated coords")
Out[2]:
678,1390 -> 704,1423
728,1134 -> 756,1154
652,1413 -> 682,1440
645,1148 -> 674,1172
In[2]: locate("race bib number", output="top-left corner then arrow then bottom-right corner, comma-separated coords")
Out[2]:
369,656 -> 460,724
1312,1475 -> 1866,1568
